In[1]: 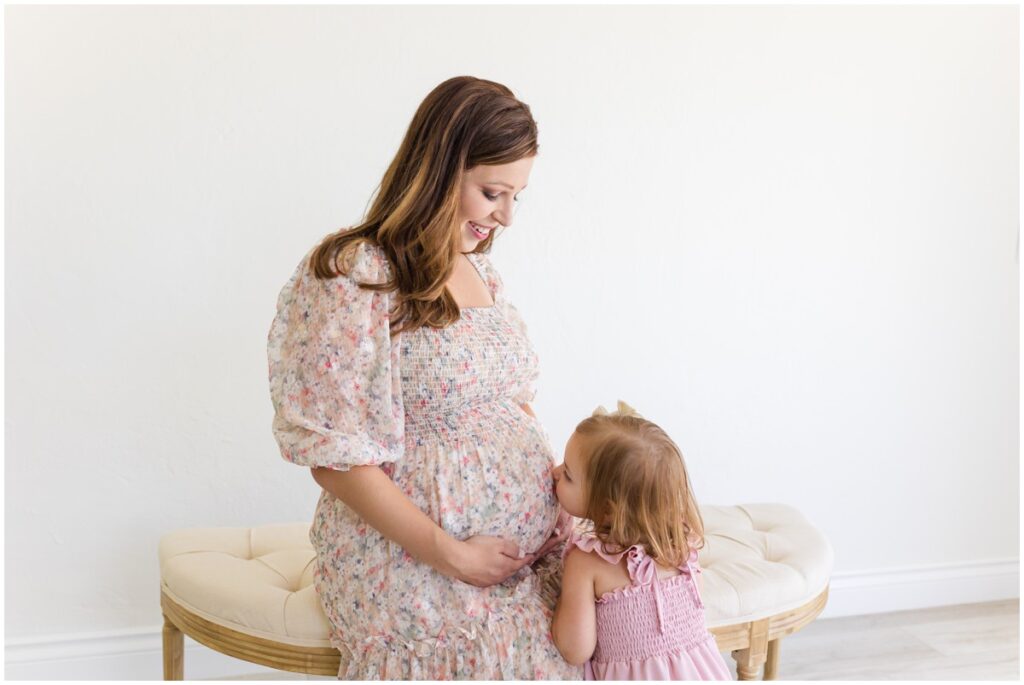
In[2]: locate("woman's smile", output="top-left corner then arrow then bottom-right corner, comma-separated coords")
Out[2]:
469,221 -> 494,240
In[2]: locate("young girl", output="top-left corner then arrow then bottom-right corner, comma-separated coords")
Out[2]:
551,401 -> 732,680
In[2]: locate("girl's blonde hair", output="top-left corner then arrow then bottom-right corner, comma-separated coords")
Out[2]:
574,400 -> 705,567
308,76 -> 538,337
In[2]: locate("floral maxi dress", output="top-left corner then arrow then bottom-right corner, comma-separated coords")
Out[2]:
268,241 -> 581,680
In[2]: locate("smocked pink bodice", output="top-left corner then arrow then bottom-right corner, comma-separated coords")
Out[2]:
563,530 -> 733,681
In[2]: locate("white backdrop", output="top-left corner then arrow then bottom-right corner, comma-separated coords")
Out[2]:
5,4 -> 1018,678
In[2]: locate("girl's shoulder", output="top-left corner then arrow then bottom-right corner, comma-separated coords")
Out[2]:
564,532 -> 642,600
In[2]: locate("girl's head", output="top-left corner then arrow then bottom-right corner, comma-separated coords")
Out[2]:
554,401 -> 705,567
310,76 -> 538,335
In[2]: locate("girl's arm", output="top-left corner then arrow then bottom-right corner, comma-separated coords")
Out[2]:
312,465 -> 535,587
551,547 -> 598,665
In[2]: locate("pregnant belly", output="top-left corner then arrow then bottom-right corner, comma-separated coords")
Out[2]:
395,403 -> 560,555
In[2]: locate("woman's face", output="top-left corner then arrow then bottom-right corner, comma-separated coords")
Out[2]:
457,156 -> 534,253
553,431 -> 589,519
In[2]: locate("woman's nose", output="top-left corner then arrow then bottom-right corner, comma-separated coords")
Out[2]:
552,465 -> 562,481
493,197 -> 514,227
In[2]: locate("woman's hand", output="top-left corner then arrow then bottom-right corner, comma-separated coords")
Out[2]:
452,535 -> 537,588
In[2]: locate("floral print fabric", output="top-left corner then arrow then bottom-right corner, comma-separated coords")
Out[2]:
268,241 -> 581,679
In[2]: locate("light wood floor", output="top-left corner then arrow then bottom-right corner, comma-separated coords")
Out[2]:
729,599 -> 1019,680
212,599 -> 1019,681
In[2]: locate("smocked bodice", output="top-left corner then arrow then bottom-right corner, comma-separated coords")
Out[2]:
399,298 -> 539,447
563,530 -> 727,673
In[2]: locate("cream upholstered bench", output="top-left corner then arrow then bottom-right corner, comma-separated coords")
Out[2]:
700,504 -> 834,679
159,504 -> 833,680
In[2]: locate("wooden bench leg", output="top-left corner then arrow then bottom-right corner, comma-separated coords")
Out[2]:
732,618 -> 769,680
163,614 -> 184,680
764,638 -> 780,680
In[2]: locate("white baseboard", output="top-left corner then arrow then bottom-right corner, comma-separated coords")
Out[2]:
820,557 -> 1019,619
6,559 -> 1018,680
3,628 -> 322,681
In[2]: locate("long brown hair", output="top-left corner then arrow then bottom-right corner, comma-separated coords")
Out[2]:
309,76 -> 539,336
574,401 -> 706,567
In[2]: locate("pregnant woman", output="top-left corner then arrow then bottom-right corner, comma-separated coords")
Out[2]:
267,76 -> 580,680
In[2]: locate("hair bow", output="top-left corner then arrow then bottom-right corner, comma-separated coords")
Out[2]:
591,399 -> 642,418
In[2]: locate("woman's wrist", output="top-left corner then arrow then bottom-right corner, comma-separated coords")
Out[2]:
431,529 -> 465,581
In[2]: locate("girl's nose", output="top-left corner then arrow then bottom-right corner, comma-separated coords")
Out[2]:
553,464 -> 563,481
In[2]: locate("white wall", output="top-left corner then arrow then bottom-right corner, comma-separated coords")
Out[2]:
5,4 -> 1018,678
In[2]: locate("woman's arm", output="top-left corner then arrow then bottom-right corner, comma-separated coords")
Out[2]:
551,547 -> 598,665
312,465 -> 535,587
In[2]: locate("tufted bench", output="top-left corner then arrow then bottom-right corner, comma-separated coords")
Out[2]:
159,504 -> 832,680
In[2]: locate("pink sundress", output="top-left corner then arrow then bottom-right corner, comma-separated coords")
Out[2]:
563,530 -> 733,681
268,240 -> 581,679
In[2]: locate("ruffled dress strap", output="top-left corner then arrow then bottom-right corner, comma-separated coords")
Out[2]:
464,251 -> 502,302
561,529 -> 636,565
680,546 -> 704,611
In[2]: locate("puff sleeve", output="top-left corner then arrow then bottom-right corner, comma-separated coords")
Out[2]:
267,242 -> 404,471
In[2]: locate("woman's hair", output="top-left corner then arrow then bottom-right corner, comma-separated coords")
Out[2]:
574,401 -> 706,567
308,75 -> 539,336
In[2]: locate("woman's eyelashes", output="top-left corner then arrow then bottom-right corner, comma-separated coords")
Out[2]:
482,190 -> 520,202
